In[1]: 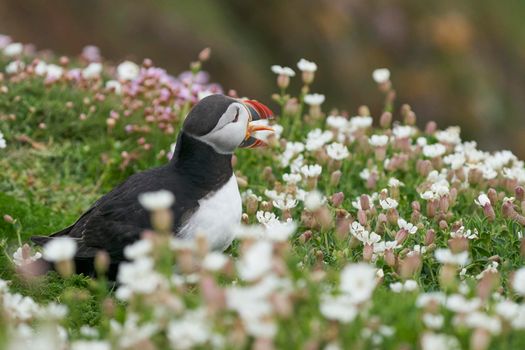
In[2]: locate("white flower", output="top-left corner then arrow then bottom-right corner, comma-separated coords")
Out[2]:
304,93 -> 325,106
202,252 -> 228,271
397,218 -> 417,234
237,240 -> 273,281
513,305 -> 525,329
434,249 -> 469,266
3,42 -> 23,56
271,65 -> 295,76
326,115 -> 348,130
379,198 -> 398,210
297,58 -> 317,72
5,60 -> 25,74
43,237 -> 77,262
388,178 -> 404,187
300,164 -> 322,178
34,61 -> 47,76
372,68 -> 390,84
495,300 -> 519,320
304,190 -> 324,211
464,312 -> 502,335
340,263 -> 377,304
350,116 -> 373,129
256,211 -> 278,225
282,173 -> 302,184
117,60 -> 140,80
13,245 -> 42,267
2,292 -> 40,321
421,332 -> 460,350
443,153 -> 465,170
445,294 -> 481,313
123,239 -> 152,260
423,144 -> 446,158
513,268 -> 525,296
420,190 -> 436,200
436,126 -> 462,144
416,292 -> 446,308
110,315 -> 159,349
0,131 -> 6,149
263,219 -> 296,241
138,189 -> 175,210
423,314 -> 444,329
105,80 -> 122,94
389,282 -> 403,293
82,62 -> 103,79
417,137 -> 428,147
369,134 -> 389,147
474,193 -> 491,207
167,309 -> 211,350
320,294 -> 358,323
71,341 -> 110,350
326,142 -> 349,160
390,280 -> 418,293
116,258 -> 164,297
450,226 -> 478,240
392,125 -> 416,139
273,196 -> 298,210
46,64 -> 63,80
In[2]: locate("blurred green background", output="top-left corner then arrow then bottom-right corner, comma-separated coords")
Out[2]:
1,0 -> 524,158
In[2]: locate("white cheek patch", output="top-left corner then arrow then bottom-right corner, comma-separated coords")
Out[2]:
196,104 -> 249,154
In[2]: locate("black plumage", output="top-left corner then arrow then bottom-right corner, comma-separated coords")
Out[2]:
31,95 -> 237,276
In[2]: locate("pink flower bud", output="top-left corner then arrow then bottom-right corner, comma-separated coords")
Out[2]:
439,195 -> 449,213
424,229 -> 435,246
360,195 -> 370,211
449,187 -> 458,205
366,171 -> 377,189
515,186 -> 525,202
375,213 -> 388,234
387,208 -> 399,225
427,199 -> 437,218
299,230 -> 313,243
331,192 -> 344,208
395,229 -> 408,244
385,249 -> 396,267
411,210 -> 420,223
3,214 -> 14,224
470,328 -> 491,350
425,121 -> 437,134
357,209 -> 367,226
411,201 -> 421,212
363,244 -> 374,262
487,188 -> 498,206
330,170 -> 342,187
483,203 -> 496,222
468,168 -> 482,184
448,237 -> 469,253
502,201 -> 516,219
380,112 -> 392,128
417,160 -> 433,177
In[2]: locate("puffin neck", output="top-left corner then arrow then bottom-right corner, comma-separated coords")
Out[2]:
170,131 -> 233,188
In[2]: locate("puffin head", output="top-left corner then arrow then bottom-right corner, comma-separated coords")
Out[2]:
182,94 -> 274,154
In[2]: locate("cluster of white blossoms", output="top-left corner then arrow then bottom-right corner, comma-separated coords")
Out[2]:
3,40 -> 525,349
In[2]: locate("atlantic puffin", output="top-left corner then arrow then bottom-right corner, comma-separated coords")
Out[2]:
31,94 -> 273,276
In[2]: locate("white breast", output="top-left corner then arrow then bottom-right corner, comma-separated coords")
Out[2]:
179,175 -> 242,251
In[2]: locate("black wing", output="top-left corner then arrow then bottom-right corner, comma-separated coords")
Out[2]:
32,165 -> 200,262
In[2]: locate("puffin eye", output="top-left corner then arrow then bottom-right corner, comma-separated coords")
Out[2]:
232,107 -> 239,123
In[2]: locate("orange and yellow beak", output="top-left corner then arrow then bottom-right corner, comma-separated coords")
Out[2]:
239,99 -> 275,148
